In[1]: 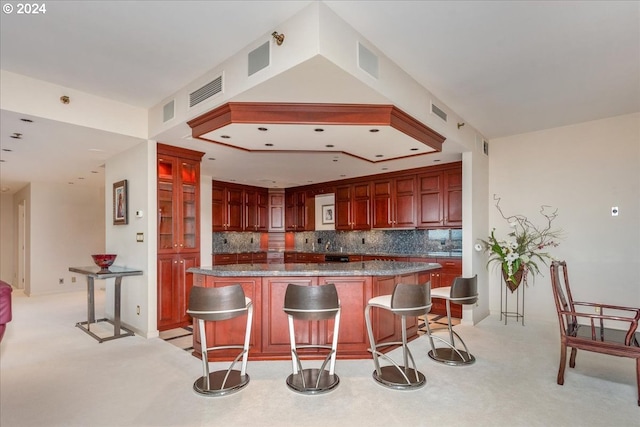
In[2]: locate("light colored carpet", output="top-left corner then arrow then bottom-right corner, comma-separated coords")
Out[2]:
1,289 -> 638,427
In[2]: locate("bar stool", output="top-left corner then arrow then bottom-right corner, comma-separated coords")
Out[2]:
283,283 -> 341,394
427,275 -> 478,366
186,284 -> 253,396
365,282 -> 432,390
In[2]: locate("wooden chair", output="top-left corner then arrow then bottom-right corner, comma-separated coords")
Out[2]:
550,261 -> 640,406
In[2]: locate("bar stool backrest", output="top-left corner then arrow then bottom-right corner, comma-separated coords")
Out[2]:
188,284 -> 248,321
450,275 -> 478,305
390,283 -> 432,317
284,283 -> 340,321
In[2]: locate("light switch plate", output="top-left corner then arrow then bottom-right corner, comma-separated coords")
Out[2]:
136,232 -> 144,242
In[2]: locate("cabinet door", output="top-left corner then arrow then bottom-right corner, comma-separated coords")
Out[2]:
212,184 -> 226,231
193,277 -> 262,360
285,191 -> 297,231
226,186 -> 244,231
352,182 -> 371,230
335,185 -> 352,230
372,180 -> 393,228
158,157 -> 178,252
179,254 -> 199,324
261,277 -> 317,355
417,172 -> 444,227
244,188 -> 258,231
256,189 -> 269,231
157,255 -> 180,330
317,276 -> 371,354
444,168 -> 462,227
179,160 -> 199,251
394,176 -> 417,228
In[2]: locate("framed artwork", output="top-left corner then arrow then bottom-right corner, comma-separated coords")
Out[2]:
322,204 -> 335,224
113,179 -> 128,225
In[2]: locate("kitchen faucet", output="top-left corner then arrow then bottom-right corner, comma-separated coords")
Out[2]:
325,241 -> 331,251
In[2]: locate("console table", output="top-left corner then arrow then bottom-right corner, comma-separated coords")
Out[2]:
69,265 -> 143,343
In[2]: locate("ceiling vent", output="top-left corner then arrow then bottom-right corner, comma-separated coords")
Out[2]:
162,100 -> 175,123
248,41 -> 270,76
189,75 -> 223,108
431,101 -> 448,122
358,42 -> 379,79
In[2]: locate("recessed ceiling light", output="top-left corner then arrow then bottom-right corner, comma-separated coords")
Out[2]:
410,148 -> 418,151
375,154 -> 383,158
314,128 -> 324,132
381,167 -> 388,170
78,177 -> 85,180
2,149 -> 12,152
325,144 -> 334,148
265,143 -> 274,147
20,118 -> 33,123
89,148 -> 105,152
333,159 -> 338,162
340,174 -> 346,177
208,157 -> 216,161
258,127 -> 268,131
220,135 -> 231,139
10,133 -> 22,139
433,159 -> 441,162
369,129 -> 379,133
0,160 -> 5,163
91,171 -> 99,174
68,182 -> 74,185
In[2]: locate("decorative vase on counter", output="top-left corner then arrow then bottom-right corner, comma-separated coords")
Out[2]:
502,266 -> 524,293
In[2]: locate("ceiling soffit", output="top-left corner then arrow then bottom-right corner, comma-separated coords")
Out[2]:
187,102 -> 446,164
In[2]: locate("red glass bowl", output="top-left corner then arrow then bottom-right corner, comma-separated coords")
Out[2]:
91,254 -> 117,271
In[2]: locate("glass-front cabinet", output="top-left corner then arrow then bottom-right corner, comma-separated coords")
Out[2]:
157,144 -> 204,331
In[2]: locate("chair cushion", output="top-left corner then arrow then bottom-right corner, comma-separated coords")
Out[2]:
367,294 -> 392,309
430,287 -> 451,300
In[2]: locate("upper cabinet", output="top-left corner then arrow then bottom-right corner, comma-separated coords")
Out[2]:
158,144 -> 204,253
213,181 -> 268,232
285,189 -> 314,231
335,182 -> 371,230
417,163 -> 462,228
372,175 -> 416,229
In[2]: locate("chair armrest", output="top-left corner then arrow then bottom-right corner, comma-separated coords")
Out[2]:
560,309 -> 639,345
574,301 -> 640,318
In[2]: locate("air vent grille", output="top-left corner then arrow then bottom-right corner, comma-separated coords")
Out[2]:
189,75 -> 223,108
162,100 -> 175,123
431,102 -> 447,122
248,41 -> 270,76
358,42 -> 379,79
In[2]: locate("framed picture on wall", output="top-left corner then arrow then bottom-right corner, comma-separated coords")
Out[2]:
113,179 -> 128,225
322,204 -> 335,224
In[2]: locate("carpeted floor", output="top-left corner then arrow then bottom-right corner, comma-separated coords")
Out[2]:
1,289 -> 638,427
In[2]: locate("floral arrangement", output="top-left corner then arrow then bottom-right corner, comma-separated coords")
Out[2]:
475,196 -> 562,291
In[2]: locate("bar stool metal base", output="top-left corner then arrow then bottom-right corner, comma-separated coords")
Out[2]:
286,368 -> 340,394
428,348 -> 476,366
372,366 -> 426,390
193,370 -> 250,396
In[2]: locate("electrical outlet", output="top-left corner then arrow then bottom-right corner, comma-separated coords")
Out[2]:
136,305 -> 141,315
362,238 -> 365,244
59,278 -> 64,284
595,306 -> 601,314
71,276 -> 76,283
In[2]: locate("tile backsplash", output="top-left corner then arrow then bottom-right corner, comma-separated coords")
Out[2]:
213,229 -> 462,255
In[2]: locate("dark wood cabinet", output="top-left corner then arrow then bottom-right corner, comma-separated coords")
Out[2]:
417,164 -> 462,228
285,189 -> 313,231
268,190 -> 285,231
372,176 -> 416,228
443,166 -> 462,227
157,143 -> 204,331
244,187 -> 269,231
335,182 -> 371,230
213,181 -> 269,232
429,258 -> 463,318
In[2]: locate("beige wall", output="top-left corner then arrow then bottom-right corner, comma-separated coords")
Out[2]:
488,112 -> 640,321
0,194 -> 15,285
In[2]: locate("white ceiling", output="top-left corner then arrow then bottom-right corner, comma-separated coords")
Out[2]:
1,1 -> 638,193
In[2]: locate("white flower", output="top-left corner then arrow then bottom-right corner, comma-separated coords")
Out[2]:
505,252 -> 519,262
509,241 -> 518,250
474,243 -> 483,252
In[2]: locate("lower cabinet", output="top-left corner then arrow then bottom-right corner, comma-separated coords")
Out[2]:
157,253 -> 199,330
423,258 -> 463,318
192,272 -> 422,361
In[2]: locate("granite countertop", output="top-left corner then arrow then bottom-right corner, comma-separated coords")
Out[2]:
189,260 -> 441,277
215,250 -> 462,258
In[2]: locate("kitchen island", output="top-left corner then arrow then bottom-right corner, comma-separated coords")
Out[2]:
188,260 -> 441,361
